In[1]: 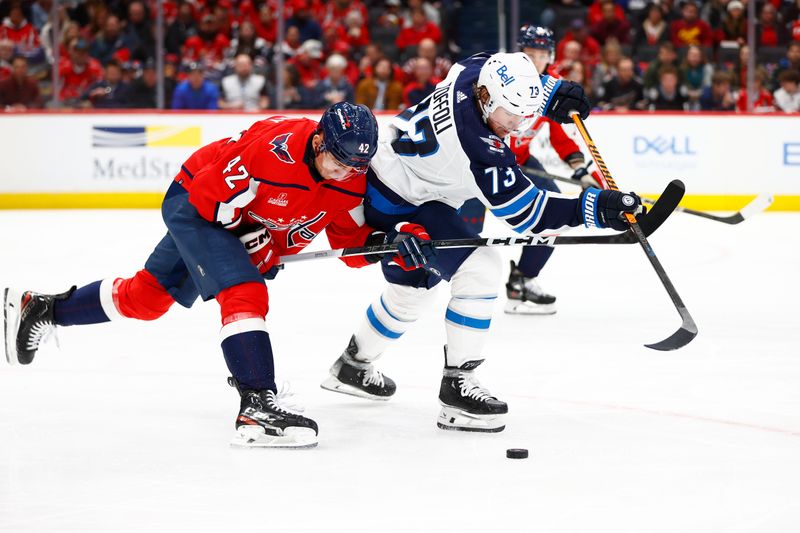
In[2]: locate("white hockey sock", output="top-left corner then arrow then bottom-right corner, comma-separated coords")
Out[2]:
445,247 -> 501,367
354,283 -> 433,361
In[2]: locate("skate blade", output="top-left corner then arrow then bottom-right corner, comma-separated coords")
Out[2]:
230,425 -> 318,449
436,406 -> 505,433
503,299 -> 556,316
320,376 -> 392,401
3,288 -> 21,366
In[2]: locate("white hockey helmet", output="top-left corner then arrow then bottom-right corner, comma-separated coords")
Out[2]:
477,52 -> 544,134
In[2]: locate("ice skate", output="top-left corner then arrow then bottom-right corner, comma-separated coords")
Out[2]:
504,261 -> 556,315
4,286 -> 75,365
437,352 -> 507,433
229,379 -> 319,449
320,335 -> 396,400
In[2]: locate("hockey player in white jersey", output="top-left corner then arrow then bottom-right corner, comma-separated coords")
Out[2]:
320,51 -> 643,432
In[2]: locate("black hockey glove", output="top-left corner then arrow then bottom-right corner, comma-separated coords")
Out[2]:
570,161 -> 603,190
579,187 -> 645,231
363,224 -> 439,273
545,80 -> 591,124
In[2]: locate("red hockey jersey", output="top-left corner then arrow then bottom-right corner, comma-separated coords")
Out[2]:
176,116 -> 374,268
509,116 -> 584,167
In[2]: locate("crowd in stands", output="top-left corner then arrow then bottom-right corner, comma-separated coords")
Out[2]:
0,0 -> 798,113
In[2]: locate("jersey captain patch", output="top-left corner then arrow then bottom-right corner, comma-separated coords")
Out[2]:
269,133 -> 295,164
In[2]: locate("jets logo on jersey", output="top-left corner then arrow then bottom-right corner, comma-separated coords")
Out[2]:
480,135 -> 505,154
269,133 -> 295,164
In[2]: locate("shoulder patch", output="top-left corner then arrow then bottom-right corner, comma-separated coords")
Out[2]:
269,133 -> 295,164
480,135 -> 506,155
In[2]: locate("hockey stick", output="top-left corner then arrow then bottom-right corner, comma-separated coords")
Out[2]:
571,112 -> 697,351
278,180 -> 684,265
521,165 -> 774,225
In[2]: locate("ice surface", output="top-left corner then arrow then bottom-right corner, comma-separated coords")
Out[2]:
1,209 -> 798,533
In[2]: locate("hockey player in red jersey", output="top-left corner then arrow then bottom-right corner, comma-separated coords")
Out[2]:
3,102 -> 436,448
504,25 -> 604,314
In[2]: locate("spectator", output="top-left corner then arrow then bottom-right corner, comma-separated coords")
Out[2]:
773,69 -> 800,112
319,0 -> 369,29
30,0 -> 51,32
89,15 -> 130,66
123,1 -> 155,61
716,0 -> 747,46
736,67 -> 774,112
701,0 -> 728,30
1,3 -> 43,63
730,44 -> 750,89
171,62 -> 219,109
647,66 -> 687,110
403,56 -> 436,107
0,39 -> 13,79
356,56 -> 404,110
404,0 -> 441,27
166,1 -> 197,56
182,14 -> 230,79
396,7 -> 442,52
643,42 -> 679,90
287,0 -> 322,43
378,0 -> 403,28
552,39 -> 583,78
82,59 -> 131,108
227,20 -> 270,72
680,44 -> 713,109
290,39 -> 324,87
565,60 -> 591,97
402,37 -> 451,83
129,59 -> 160,108
279,25 -> 303,58
278,63 -> 313,109
59,38 -> 103,103
0,55 -> 41,110
309,53 -> 354,108
587,0 -> 627,27
670,0 -> 713,48
342,9 -> 370,51
772,42 -> 800,89
699,71 -> 736,111
598,57 -> 645,110
633,3 -> 669,51
756,4 -> 789,48
220,54 -> 269,110
557,19 -> 601,67
592,39 -> 622,93
590,0 -> 632,45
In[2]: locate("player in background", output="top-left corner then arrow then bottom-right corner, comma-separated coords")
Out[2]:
497,25 -> 606,315
319,51 -> 643,432
3,103 -> 436,448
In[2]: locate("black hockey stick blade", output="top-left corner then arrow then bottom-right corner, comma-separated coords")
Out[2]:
644,310 -> 698,351
637,179 -> 684,237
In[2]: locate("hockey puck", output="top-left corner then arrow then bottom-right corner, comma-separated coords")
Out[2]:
506,448 -> 528,459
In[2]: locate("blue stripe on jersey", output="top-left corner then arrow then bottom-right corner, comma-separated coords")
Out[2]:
366,305 -> 403,339
445,308 -> 491,330
490,186 -> 540,218
513,193 -> 548,234
366,183 -> 417,215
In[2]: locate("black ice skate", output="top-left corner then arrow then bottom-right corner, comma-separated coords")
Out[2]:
229,378 -> 319,449
504,261 -> 556,315
438,351 -> 507,433
320,335 -> 396,400
3,286 -> 75,365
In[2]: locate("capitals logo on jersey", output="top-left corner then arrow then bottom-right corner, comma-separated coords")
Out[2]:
269,133 -> 295,164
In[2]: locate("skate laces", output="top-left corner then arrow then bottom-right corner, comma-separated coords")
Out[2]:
523,277 -> 545,296
265,382 -> 306,415
458,373 -> 493,402
362,365 -> 385,388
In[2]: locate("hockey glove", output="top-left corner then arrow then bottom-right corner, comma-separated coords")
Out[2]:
239,227 -> 283,280
579,187 -> 645,231
545,80 -> 591,124
570,162 -> 604,190
384,223 -> 438,272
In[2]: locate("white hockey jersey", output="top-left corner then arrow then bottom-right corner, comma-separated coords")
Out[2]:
368,53 -> 581,235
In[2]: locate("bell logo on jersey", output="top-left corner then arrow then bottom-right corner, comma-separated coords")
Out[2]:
496,65 -> 516,86
269,133 -> 295,164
